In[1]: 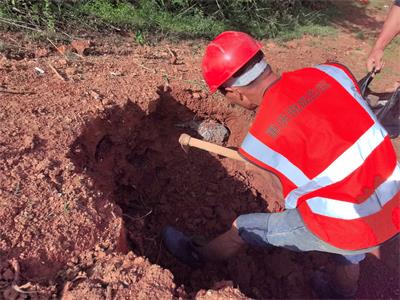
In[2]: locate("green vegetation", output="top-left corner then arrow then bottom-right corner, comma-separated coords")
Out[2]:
356,31 -> 366,40
0,0 -> 336,40
278,23 -> 336,42
367,0 -> 391,10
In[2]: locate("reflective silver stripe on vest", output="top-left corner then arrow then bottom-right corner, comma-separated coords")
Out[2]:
315,65 -> 379,122
285,122 -> 387,209
306,164 -> 400,219
241,132 -> 310,187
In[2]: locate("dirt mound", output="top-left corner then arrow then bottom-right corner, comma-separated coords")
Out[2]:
195,281 -> 248,299
61,251 -> 176,300
0,41 -> 285,298
0,250 -> 177,299
62,252 -> 248,300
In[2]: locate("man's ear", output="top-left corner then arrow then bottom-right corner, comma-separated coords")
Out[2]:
225,87 -> 241,94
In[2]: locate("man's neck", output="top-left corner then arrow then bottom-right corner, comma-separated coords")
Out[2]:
254,71 -> 280,106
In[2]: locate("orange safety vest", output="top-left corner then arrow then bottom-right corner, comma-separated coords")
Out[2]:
239,63 -> 399,250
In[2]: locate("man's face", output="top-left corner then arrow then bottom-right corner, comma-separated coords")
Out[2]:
223,87 -> 258,110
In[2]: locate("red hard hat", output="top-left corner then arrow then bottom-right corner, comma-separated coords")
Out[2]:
202,31 -> 263,93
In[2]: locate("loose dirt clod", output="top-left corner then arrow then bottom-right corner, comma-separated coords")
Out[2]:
176,119 -> 229,144
61,251 -> 177,299
196,120 -> 229,144
89,90 -> 102,100
71,40 -> 92,56
34,48 -> 49,58
167,47 -> 178,65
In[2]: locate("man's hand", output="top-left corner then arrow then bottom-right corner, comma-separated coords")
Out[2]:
366,4 -> 400,72
367,48 -> 384,72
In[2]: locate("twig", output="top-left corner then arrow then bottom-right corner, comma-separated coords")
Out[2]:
106,285 -> 113,300
48,63 -> 67,81
107,24 -> 121,32
177,3 -> 197,17
0,16 -> 38,27
0,17 -> 42,33
10,259 -> 20,283
123,209 -> 153,221
0,89 -> 35,95
132,61 -> 154,73
166,46 -> 175,58
215,0 -> 225,17
60,30 -> 74,39
10,259 -> 35,294
46,38 -> 69,60
71,52 -> 84,59
166,46 -> 177,64
72,275 -> 87,282
12,283 -> 35,294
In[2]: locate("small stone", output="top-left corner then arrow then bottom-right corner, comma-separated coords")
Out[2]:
34,48 -> 49,58
57,45 -> 70,55
200,91 -> 208,99
103,98 -> 115,106
192,92 -> 201,99
34,67 -> 45,75
22,135 -> 36,150
71,257 -> 79,264
110,71 -> 123,76
58,59 -> 68,66
89,90 -> 102,100
196,120 -> 229,144
65,67 -> 77,76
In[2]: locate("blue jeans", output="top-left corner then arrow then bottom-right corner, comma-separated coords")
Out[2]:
235,209 -> 378,264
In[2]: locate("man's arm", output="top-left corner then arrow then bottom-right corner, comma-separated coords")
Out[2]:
367,2 -> 400,72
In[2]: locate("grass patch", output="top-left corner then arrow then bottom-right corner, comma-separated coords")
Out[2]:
0,0 -> 337,41
367,0 -> 392,10
277,24 -> 336,42
78,0 -> 227,38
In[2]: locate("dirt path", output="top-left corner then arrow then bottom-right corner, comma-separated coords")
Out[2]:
0,1 -> 399,299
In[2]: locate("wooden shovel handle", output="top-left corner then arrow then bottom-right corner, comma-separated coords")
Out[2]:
179,133 -> 246,162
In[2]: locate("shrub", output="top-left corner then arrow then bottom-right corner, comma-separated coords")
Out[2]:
0,0 -> 334,39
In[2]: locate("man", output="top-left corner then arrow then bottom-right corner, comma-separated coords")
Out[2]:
367,0 -> 400,72
162,31 -> 400,298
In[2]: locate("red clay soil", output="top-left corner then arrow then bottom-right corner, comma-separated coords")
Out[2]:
0,29 -> 399,299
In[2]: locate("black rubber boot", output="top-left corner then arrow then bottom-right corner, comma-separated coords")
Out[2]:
162,226 -> 205,268
312,270 -> 357,299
